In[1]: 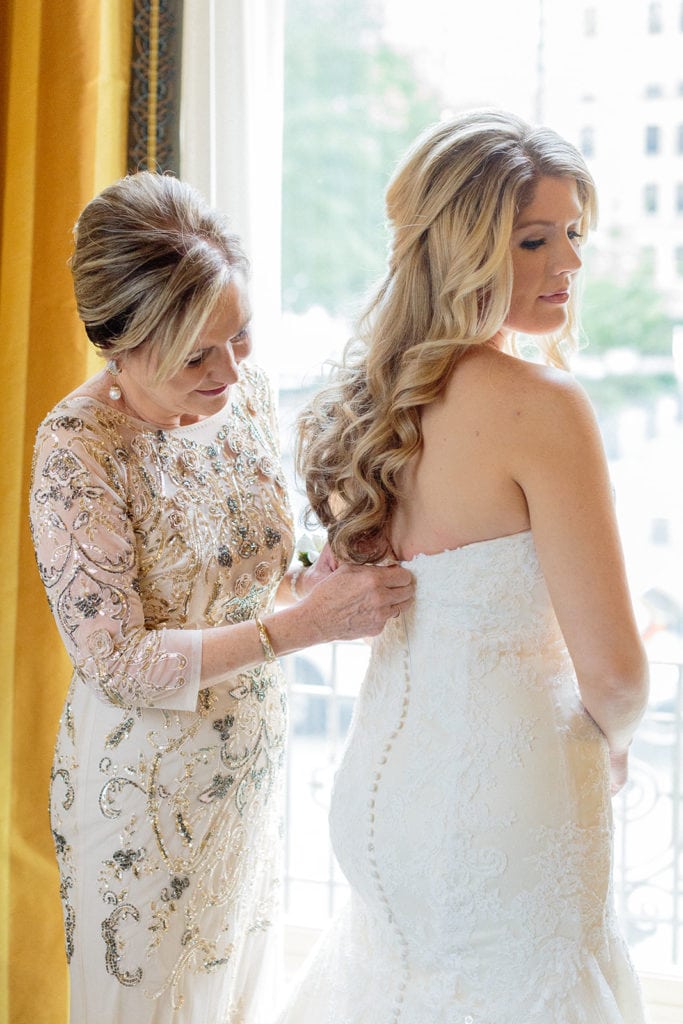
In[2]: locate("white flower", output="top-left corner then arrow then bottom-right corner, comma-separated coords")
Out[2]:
296,531 -> 325,567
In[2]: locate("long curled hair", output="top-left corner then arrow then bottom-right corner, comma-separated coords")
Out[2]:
70,171 -> 249,382
298,109 -> 597,563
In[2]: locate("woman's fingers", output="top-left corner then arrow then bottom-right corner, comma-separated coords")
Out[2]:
308,562 -> 415,642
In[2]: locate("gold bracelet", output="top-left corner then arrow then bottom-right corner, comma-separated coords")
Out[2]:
255,617 -> 276,663
290,565 -> 305,601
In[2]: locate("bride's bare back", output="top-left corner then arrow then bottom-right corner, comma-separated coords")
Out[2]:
390,345 -> 533,561
391,342 -> 646,765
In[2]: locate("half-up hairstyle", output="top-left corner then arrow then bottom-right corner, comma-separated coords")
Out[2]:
298,108 -> 597,563
70,171 -> 249,381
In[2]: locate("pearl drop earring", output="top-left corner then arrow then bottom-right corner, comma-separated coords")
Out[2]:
106,360 -> 122,401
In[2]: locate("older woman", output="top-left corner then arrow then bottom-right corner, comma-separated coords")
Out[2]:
29,171 -> 413,1024
278,110 -> 649,1023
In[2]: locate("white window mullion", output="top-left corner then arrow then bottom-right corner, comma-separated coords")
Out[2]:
180,0 -> 285,382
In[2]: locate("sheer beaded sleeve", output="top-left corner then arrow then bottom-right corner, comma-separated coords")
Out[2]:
29,410 -> 202,711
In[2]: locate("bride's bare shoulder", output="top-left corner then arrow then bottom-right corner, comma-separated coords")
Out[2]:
452,344 -> 569,386
434,345 -> 598,455
447,344 -> 588,411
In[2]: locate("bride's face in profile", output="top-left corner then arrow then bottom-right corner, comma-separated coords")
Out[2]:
504,175 -> 584,337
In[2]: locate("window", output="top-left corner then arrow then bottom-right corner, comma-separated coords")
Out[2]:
279,1 -> 683,1006
640,246 -> 656,274
580,124 -> 595,157
173,3 -> 683,1012
648,1 -> 663,32
676,245 -> 683,276
650,517 -> 671,545
644,182 -> 659,213
645,124 -> 661,154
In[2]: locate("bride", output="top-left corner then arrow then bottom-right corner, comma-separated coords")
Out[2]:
278,110 -> 650,1023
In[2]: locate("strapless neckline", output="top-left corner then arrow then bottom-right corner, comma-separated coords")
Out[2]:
400,528 -> 533,568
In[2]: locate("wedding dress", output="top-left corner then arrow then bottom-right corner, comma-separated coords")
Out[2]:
278,531 -> 646,1024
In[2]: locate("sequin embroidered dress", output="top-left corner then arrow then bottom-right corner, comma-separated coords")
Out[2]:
30,365 -> 294,1024
279,532 -> 647,1024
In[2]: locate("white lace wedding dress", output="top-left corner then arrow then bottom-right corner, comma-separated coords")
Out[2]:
278,531 -> 647,1024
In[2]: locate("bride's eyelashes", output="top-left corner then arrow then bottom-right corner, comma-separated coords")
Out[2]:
519,229 -> 583,251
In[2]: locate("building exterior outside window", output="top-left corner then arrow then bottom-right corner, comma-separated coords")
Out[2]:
644,182 -> 659,213
640,245 -> 656,274
646,124 -> 661,154
580,124 -> 595,157
676,245 -> 683,276
648,1 -> 663,33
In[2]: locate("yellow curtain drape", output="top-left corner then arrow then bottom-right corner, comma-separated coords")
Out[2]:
0,3 -> 132,1022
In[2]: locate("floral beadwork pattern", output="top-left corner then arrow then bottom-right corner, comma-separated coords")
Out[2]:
31,364 -> 293,709
278,533 -> 646,1024
31,364 -> 294,1022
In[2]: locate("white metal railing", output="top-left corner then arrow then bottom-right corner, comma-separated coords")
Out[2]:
614,660 -> 683,974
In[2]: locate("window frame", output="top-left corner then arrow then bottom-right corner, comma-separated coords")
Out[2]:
179,6 -> 683,1015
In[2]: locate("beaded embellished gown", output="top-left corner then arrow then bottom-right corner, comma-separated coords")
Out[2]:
29,365 -> 294,1024
278,532 -> 647,1024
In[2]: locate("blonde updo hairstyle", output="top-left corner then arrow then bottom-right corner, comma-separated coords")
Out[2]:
298,109 -> 597,563
71,171 -> 248,381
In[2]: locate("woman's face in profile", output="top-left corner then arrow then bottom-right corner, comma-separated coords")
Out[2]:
120,276 -> 253,427
504,175 -> 584,337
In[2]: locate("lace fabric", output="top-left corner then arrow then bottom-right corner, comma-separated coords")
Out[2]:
278,533 -> 647,1024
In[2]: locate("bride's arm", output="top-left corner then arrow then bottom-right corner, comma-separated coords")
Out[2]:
507,368 -> 649,762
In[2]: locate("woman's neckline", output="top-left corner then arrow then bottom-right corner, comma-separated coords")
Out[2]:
65,391 -> 233,435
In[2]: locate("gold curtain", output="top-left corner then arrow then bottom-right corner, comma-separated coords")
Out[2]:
0,3 -> 132,1022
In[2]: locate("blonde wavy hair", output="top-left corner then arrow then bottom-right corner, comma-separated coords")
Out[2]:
298,109 -> 598,563
70,171 -> 248,381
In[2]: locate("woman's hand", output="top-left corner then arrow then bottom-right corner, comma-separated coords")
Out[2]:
303,561 -> 414,643
300,542 -> 338,593
204,555 -> 414,685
